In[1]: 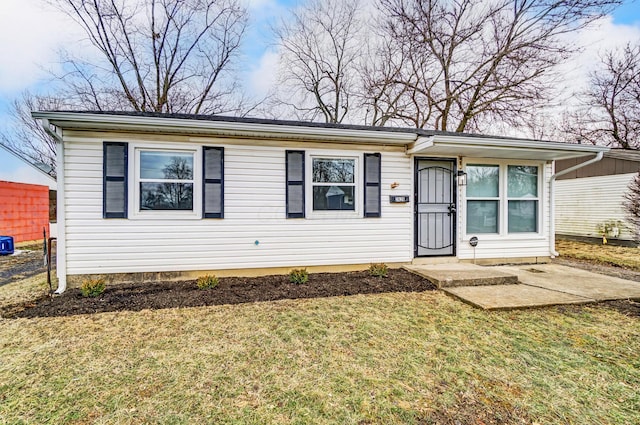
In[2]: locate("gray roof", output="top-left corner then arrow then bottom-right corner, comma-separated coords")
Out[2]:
605,148 -> 640,162
43,110 -> 560,144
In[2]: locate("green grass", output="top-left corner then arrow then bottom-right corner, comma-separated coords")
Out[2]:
1,275 -> 639,424
556,239 -> 640,271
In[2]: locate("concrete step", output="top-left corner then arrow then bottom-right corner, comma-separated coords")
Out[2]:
411,257 -> 460,266
403,263 -> 518,288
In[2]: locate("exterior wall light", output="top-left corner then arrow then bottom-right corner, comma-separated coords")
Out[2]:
457,170 -> 467,186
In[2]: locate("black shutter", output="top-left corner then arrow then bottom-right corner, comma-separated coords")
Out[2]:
286,150 -> 305,218
203,147 -> 224,218
103,142 -> 128,218
364,153 -> 381,217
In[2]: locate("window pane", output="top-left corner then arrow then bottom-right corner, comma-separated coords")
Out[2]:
508,200 -> 537,233
313,186 -> 355,210
466,200 -> 499,233
312,158 -> 354,183
508,166 -> 538,198
140,151 -> 193,180
466,165 -> 499,197
140,182 -> 193,210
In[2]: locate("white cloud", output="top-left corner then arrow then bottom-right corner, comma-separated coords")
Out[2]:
0,0 -> 86,95
557,16 -> 640,98
248,49 -> 280,98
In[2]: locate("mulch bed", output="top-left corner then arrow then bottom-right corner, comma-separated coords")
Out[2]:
3,268 -> 435,319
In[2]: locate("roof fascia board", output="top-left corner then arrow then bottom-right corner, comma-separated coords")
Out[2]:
0,143 -> 57,184
32,112 -> 417,144
432,135 -> 609,154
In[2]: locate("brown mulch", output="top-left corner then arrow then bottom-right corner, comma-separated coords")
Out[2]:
3,268 -> 435,319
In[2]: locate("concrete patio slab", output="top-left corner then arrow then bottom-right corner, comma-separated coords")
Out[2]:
403,263 -> 518,288
493,264 -> 640,301
444,284 -> 594,310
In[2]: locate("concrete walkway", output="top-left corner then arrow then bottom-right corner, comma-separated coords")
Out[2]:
419,263 -> 640,310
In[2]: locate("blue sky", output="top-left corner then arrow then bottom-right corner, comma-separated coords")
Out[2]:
0,0 -> 639,139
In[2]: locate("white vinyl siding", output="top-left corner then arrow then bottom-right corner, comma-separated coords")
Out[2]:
62,137 -> 413,275
556,173 -> 636,240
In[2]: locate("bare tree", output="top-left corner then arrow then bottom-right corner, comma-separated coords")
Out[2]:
359,38 -> 412,127
375,0 -> 621,132
0,92 -> 67,177
623,171 -> 640,242
567,43 -> 640,149
50,0 -> 248,114
272,0 -> 363,123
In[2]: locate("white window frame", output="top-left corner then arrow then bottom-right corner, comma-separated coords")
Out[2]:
306,152 -> 362,219
506,165 -> 540,234
129,143 -> 202,220
465,164 -> 501,234
462,159 -> 543,238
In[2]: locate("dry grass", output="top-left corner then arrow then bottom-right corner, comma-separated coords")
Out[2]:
0,272 -> 50,308
556,239 -> 640,271
1,275 -> 639,424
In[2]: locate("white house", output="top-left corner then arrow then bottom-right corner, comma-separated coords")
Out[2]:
555,149 -> 640,243
31,111 -> 608,293
0,143 -> 56,190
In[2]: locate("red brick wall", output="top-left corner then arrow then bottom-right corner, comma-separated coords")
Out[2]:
0,181 -> 50,243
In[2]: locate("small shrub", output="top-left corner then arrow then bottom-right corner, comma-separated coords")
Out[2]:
289,268 -> 309,284
369,263 -> 388,278
196,274 -> 219,289
80,278 -> 105,297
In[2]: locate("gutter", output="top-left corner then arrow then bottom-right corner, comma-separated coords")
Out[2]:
32,112 -> 417,144
41,118 -> 63,143
549,151 -> 605,257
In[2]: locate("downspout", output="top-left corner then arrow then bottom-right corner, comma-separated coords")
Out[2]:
549,151 -> 604,257
41,119 -> 67,294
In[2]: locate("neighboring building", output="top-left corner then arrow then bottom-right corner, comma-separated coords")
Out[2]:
555,149 -> 640,243
31,111 -> 608,293
0,144 -> 57,243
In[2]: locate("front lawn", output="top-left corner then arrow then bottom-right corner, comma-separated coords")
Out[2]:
556,239 -> 640,271
1,273 -> 638,424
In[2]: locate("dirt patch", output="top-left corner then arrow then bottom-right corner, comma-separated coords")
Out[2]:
3,268 -> 435,318
0,245 -> 54,287
600,299 -> 640,317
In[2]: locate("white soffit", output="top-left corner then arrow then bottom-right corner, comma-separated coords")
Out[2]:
411,136 -> 609,161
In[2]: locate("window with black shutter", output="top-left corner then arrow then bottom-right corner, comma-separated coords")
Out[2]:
203,147 -> 224,218
286,150 -> 305,218
363,153 -> 381,217
103,142 -> 128,218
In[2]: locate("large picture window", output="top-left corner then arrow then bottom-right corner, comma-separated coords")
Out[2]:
466,163 -> 540,235
138,150 -> 194,211
312,157 -> 356,211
